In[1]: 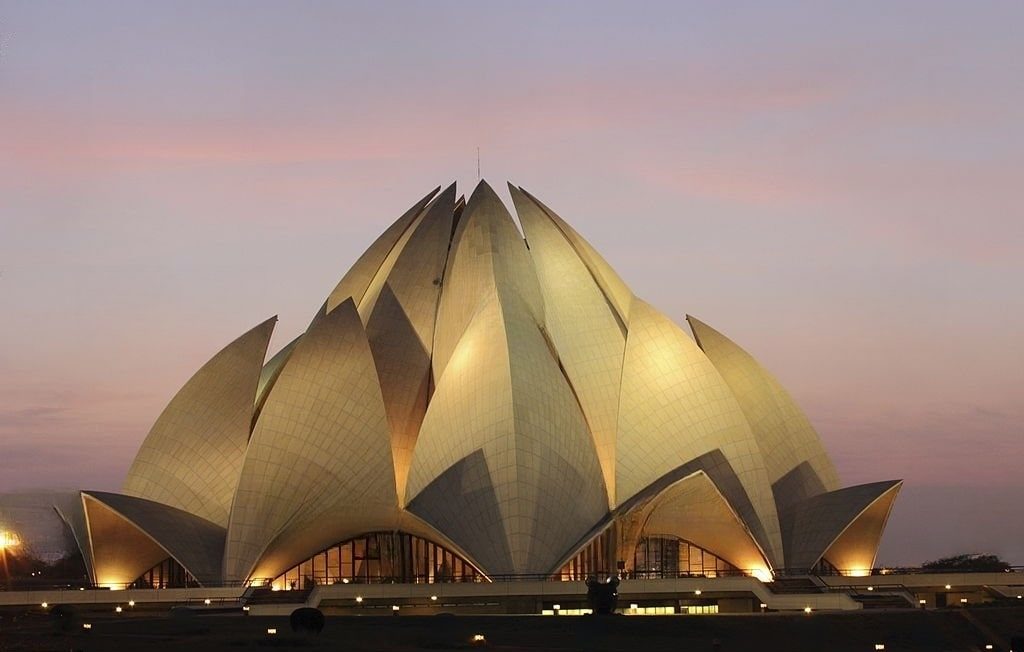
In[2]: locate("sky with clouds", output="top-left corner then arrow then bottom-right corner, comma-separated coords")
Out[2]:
1,0 -> 1022,565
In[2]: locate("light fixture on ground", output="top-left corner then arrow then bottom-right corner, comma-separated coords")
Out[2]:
0,531 -> 20,549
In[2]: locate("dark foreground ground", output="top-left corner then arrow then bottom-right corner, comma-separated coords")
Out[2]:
1,606 -> 1022,652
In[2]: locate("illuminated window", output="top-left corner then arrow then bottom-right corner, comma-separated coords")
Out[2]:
131,558 -> 198,589
272,532 -> 484,589
556,529 -> 613,581
633,535 -> 738,579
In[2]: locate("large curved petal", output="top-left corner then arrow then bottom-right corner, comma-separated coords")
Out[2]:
510,184 -> 624,507
122,317 -> 276,526
617,299 -> 782,565
224,299 -> 397,582
82,491 -> 224,586
687,315 -> 841,511
406,291 -> 607,575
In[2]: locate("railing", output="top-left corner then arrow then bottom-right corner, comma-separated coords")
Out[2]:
3,566 -> 1021,592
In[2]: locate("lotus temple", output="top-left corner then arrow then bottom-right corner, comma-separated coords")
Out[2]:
45,182 -> 1024,617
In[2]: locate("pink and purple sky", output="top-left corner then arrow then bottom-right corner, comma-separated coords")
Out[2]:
1,1 -> 1022,566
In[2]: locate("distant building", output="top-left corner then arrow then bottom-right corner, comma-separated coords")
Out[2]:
1,181 -> 900,589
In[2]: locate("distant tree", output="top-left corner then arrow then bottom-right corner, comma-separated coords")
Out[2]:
921,553 -> 1011,572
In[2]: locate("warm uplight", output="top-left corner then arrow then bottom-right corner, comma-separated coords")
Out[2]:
751,569 -> 773,583
694,590 -> 702,596
472,634 -> 486,643
267,628 -> 277,635
866,586 -> 874,591
342,578 -> 350,584
82,623 -> 92,630
128,600 -> 135,607
0,531 -> 20,549
760,603 -> 767,609
392,605 -> 400,612
41,602 -> 48,608
243,606 -> 250,612
204,599 -> 211,605
875,645 -> 886,650
804,607 -> 812,614
355,596 -> 363,603
985,645 -> 994,650
919,599 -> 927,605
115,606 -> 123,613
430,595 -> 438,601
945,584 -> 952,590
553,604 -> 561,610
960,598 -> 968,604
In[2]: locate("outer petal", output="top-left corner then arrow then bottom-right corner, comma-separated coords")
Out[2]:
687,316 -> 841,510
82,491 -> 224,586
781,480 -> 902,573
122,317 -> 276,526
617,299 -> 783,565
223,299 -> 397,582
622,470 -> 771,578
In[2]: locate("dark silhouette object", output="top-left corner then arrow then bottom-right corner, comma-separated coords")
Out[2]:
49,604 -> 76,632
290,607 -> 325,635
922,554 -> 1011,573
169,605 -> 209,635
585,576 -> 620,615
